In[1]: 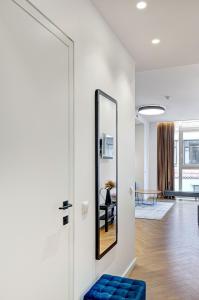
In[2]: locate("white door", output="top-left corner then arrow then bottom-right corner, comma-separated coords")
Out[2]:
0,1 -> 74,299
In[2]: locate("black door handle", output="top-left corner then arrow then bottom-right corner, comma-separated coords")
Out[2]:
59,200 -> 72,210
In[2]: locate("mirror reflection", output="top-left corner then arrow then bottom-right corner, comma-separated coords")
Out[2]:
95,90 -> 118,259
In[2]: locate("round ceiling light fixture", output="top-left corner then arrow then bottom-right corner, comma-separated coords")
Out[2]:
136,1 -> 147,10
138,105 -> 166,116
152,38 -> 160,45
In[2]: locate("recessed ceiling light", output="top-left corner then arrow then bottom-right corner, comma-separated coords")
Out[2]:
136,1 -> 147,10
138,105 -> 166,116
152,38 -> 160,45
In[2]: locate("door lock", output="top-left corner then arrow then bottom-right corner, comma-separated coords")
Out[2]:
59,200 -> 72,210
59,201 -> 72,226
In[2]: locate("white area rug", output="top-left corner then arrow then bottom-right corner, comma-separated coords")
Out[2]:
135,202 -> 175,220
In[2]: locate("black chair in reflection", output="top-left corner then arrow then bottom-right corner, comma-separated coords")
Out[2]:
100,202 -> 116,232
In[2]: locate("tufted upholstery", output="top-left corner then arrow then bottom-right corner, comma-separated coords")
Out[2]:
84,274 -> 146,300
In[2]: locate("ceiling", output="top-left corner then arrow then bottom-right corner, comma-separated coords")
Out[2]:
92,0 -> 199,71
136,64 -> 199,122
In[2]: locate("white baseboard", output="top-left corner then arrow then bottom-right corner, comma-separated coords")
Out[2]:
122,257 -> 137,277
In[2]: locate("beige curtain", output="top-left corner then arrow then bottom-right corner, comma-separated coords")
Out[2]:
157,122 -> 174,197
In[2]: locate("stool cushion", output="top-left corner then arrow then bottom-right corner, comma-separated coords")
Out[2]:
84,274 -> 146,300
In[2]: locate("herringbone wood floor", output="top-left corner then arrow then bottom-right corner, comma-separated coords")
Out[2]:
130,201 -> 199,300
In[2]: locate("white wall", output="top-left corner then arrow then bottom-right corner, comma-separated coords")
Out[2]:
135,116 -> 150,190
149,122 -> 158,189
135,124 -> 144,189
30,0 -> 135,299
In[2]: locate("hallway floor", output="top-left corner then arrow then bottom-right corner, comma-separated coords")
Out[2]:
130,201 -> 199,300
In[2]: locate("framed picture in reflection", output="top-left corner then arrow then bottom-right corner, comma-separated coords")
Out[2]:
101,133 -> 114,159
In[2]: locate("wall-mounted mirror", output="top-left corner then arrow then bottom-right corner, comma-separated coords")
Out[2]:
95,89 -> 118,260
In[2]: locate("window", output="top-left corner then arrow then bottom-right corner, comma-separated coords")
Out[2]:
174,121 -> 199,193
183,140 -> 199,165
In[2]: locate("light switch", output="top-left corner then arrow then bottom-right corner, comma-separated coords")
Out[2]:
82,201 -> 89,215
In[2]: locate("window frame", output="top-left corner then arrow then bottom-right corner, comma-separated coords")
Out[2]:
183,139 -> 199,166
181,127 -> 199,169
174,140 -> 178,166
178,126 -> 199,191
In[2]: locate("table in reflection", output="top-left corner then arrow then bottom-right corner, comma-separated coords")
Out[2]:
100,202 -> 116,232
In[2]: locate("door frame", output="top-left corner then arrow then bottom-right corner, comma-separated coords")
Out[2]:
11,0 -> 75,298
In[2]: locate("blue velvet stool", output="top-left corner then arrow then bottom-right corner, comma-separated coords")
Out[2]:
84,274 -> 146,300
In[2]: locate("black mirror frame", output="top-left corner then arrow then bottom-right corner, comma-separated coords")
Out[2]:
95,89 -> 118,260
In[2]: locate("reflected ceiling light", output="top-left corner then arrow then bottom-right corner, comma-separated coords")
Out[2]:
136,1 -> 147,10
138,105 -> 166,116
152,38 -> 160,44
